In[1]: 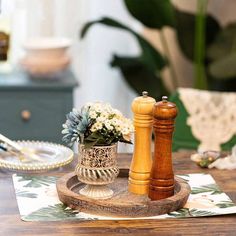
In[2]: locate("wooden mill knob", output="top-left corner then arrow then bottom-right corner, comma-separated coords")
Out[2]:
128,91 -> 156,195
148,96 -> 178,200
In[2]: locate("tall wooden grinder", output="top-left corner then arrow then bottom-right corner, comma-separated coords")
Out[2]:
128,91 -> 156,195
149,96 -> 178,200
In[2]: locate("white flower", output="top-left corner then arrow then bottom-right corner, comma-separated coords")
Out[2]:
121,127 -> 129,135
96,116 -> 105,123
93,103 -> 103,113
113,109 -> 122,117
123,133 -> 132,142
89,110 -> 97,119
93,121 -> 103,130
100,112 -> 109,119
105,121 -> 113,130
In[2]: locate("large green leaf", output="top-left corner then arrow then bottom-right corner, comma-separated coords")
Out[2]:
81,17 -> 166,72
124,0 -> 175,29
207,23 -> 236,61
81,17 -> 168,98
207,23 -> 236,79
175,9 -> 220,61
208,53 -> 236,79
111,55 -> 169,100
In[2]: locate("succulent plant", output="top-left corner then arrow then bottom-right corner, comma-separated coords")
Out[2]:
62,107 -> 91,146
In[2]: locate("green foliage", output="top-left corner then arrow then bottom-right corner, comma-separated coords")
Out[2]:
80,0 -> 236,95
191,184 -> 223,195
124,0 -> 175,29
18,175 -> 57,188
111,56 -> 168,100
216,201 -> 235,208
81,17 -> 168,99
207,23 -> 236,61
23,204 -> 80,221
208,23 -> 236,79
175,9 -> 220,62
168,208 -> 215,218
62,103 -> 133,148
84,129 -> 131,149
16,190 -> 37,198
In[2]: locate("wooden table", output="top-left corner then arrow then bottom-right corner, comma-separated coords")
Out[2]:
1,151 -> 236,236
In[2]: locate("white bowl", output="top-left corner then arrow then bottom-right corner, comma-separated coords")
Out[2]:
23,37 -> 72,58
21,37 -> 72,76
20,54 -> 70,76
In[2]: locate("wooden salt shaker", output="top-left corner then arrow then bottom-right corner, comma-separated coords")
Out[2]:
148,96 -> 178,200
128,91 -> 156,195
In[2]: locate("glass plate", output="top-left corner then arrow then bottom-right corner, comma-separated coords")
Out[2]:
0,141 -> 74,172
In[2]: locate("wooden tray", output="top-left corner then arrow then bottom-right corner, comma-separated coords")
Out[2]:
56,169 -> 191,218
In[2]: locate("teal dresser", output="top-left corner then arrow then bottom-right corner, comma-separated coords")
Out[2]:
0,70 -> 78,143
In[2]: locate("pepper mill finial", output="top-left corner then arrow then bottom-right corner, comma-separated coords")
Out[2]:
128,91 -> 156,195
148,96 -> 178,200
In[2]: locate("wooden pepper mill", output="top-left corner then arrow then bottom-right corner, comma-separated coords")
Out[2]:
148,96 -> 178,200
128,91 -> 156,195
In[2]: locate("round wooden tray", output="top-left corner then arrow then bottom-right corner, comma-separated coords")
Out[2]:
56,169 -> 191,218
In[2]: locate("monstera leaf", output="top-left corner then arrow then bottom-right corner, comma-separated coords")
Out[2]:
81,17 -> 169,99
175,9 -> 220,61
124,0 -> 175,29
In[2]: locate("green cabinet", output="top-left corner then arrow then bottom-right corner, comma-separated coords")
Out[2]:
0,70 -> 78,143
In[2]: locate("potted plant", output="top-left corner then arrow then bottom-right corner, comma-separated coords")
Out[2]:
80,0 -> 236,99
62,102 -> 134,199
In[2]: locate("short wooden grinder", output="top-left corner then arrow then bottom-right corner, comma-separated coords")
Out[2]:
149,96 -> 178,200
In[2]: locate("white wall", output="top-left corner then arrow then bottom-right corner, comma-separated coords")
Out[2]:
8,0 -> 139,116
69,0 -> 139,152
7,0 -> 140,152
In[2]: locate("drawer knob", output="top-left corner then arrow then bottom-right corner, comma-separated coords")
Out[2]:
21,110 -> 31,121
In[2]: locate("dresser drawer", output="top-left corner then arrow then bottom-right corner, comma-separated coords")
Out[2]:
0,91 -> 72,143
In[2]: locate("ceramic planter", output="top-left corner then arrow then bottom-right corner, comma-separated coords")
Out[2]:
75,143 -> 119,199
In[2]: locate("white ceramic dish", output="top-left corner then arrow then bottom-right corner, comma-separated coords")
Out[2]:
0,141 -> 74,172
23,37 -> 72,50
21,37 -> 72,76
23,37 -> 71,59
20,54 -> 70,75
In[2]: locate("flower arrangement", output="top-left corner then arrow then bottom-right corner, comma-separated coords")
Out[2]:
62,102 -> 134,148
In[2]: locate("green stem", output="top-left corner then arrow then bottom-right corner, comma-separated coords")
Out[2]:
159,30 -> 178,89
194,0 -> 208,90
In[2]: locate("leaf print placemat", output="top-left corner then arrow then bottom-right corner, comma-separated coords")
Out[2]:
12,173 -> 236,221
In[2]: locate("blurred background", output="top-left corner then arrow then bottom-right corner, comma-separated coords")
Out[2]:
3,0 -> 236,111
1,0 -> 236,151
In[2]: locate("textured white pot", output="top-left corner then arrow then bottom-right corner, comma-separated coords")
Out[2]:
75,144 -> 119,199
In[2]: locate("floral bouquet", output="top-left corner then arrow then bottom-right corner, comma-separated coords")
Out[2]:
62,102 -> 134,148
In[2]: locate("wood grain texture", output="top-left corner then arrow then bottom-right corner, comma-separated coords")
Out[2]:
149,98 -> 178,200
128,94 -> 155,195
57,169 -> 190,217
1,152 -> 236,236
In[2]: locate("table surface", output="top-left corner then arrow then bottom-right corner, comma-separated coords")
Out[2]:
1,151 -> 236,236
